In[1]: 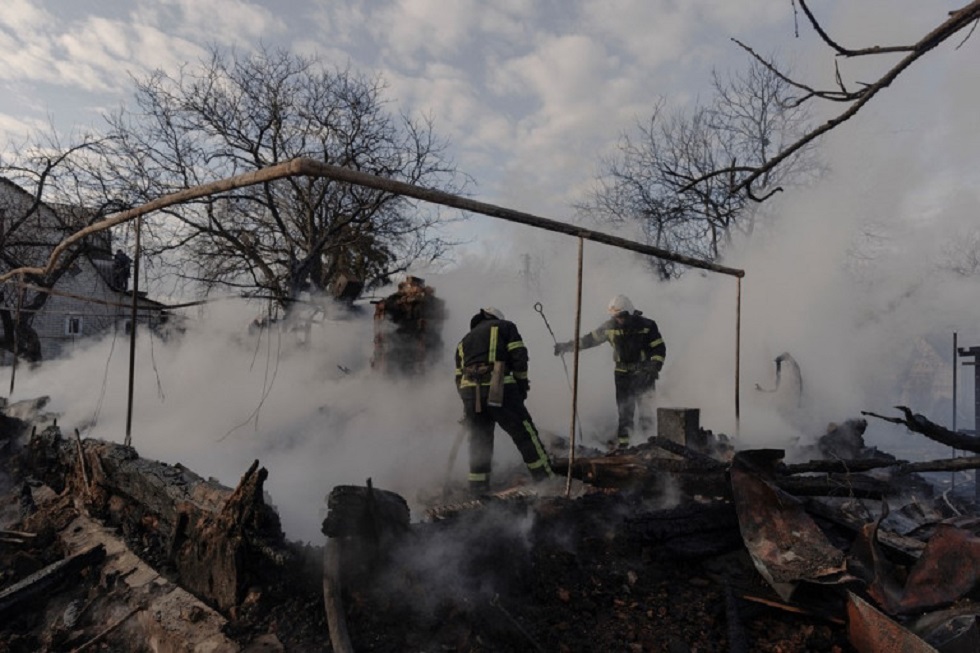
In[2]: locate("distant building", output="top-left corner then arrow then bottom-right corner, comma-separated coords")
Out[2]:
899,336 -> 952,413
0,177 -> 170,362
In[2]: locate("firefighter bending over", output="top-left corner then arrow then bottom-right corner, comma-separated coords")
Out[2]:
555,294 -> 666,449
372,276 -> 446,376
455,307 -> 556,495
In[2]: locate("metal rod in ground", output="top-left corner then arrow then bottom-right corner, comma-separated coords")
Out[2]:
125,217 -> 141,447
735,276 -> 742,437
9,274 -> 23,396
567,237 -> 584,498
953,331 -> 958,490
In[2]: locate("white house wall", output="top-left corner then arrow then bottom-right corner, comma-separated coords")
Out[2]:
1,177 -> 164,362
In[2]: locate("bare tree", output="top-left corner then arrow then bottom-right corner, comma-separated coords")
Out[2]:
99,46 -> 463,312
581,57 -> 816,278
685,0 -> 980,201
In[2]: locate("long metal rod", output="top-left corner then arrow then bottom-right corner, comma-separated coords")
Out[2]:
973,349 -> 980,501
735,276 -> 742,435
953,331 -> 958,434
9,274 -> 23,395
567,237 -> 584,497
125,218 -> 141,447
952,331 -> 958,489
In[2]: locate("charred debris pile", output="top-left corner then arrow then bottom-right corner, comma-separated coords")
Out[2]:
3,398 -> 980,652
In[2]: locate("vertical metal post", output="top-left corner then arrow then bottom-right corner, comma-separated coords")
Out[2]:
566,237 -> 584,497
8,274 -> 24,395
125,218 -> 141,447
953,332 -> 958,434
735,277 -> 742,436
958,345 -> 980,500
974,353 -> 980,502
952,332 -> 958,489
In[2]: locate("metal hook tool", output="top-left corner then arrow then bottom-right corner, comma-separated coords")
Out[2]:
534,301 -> 587,440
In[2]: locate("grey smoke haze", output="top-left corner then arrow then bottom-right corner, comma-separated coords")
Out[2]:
4,156 -> 979,545
4,2 -> 980,541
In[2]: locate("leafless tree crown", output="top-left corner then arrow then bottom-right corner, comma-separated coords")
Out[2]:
100,46 -> 464,310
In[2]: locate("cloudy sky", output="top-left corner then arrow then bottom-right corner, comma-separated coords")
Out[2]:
3,1 -> 980,541
1,1 -> 976,218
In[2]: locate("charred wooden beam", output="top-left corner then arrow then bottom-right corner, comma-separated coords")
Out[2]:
551,451 -> 732,499
640,436 -> 728,469
783,455 -> 980,476
773,473 -> 888,500
25,426 -> 288,614
626,501 -> 743,558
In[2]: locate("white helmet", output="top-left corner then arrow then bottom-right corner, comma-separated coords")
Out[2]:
482,307 -> 505,320
607,294 -> 634,316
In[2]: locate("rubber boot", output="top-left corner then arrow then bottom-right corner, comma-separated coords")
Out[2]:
469,480 -> 490,498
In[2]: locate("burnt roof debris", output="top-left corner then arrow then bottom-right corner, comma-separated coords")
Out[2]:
4,396 -> 980,651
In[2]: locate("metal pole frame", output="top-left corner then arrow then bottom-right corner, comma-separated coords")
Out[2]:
0,158 -> 747,439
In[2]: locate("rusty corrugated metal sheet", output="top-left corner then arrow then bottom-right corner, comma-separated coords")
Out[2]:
898,524 -> 980,614
847,592 -> 937,653
730,456 -> 849,600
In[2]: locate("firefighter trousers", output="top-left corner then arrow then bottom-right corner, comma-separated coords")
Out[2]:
458,385 -> 554,493
614,371 -> 657,446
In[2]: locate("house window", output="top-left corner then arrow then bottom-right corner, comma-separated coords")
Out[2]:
65,315 -> 83,336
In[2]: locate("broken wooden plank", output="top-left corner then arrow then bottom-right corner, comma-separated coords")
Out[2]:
0,544 -> 105,618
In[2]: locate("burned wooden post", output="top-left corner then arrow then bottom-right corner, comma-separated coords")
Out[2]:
657,408 -> 700,457
321,482 -> 411,653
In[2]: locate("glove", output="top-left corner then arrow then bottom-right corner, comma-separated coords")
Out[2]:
637,362 -> 661,386
517,378 -> 530,398
554,341 -> 572,356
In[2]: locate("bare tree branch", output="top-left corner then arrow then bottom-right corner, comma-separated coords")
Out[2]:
685,1 -> 980,200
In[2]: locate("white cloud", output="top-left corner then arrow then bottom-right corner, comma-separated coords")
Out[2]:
0,0 -> 52,32
147,0 -> 286,46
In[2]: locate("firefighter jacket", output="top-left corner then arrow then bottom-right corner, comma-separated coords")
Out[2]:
455,318 -> 529,390
578,311 -> 666,374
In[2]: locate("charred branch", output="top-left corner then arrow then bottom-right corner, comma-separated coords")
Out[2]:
684,1 -> 980,201
863,406 -> 980,453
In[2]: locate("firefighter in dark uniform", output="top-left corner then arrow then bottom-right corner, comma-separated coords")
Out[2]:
555,295 -> 666,449
455,307 -> 556,495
